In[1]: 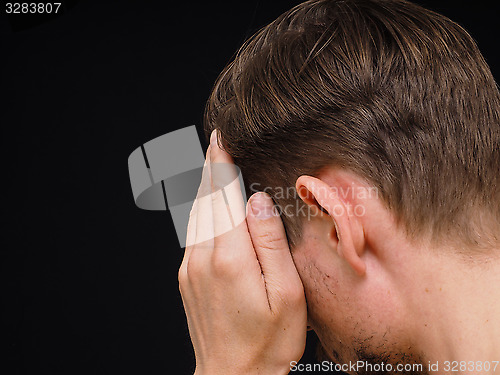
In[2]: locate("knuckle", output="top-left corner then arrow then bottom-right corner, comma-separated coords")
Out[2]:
254,230 -> 287,250
186,253 -> 204,281
178,259 -> 190,289
284,283 -> 306,310
273,281 -> 304,307
287,285 -> 305,305
211,250 -> 239,278
178,264 -> 187,285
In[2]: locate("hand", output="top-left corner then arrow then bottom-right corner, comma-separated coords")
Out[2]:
178,130 -> 307,375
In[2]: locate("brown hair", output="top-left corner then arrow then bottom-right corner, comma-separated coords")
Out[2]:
204,0 -> 500,250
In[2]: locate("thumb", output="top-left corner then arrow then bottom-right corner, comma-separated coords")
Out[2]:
246,192 -> 303,312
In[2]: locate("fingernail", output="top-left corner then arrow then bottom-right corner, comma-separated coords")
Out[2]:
249,192 -> 278,220
210,129 -> 218,148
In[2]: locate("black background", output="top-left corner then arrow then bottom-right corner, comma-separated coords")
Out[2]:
2,1 -> 498,374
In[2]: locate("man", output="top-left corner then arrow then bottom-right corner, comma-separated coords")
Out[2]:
178,0 -> 500,373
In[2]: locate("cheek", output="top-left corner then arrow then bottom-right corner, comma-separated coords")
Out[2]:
292,242 -> 358,361
292,241 -> 408,362
292,234 -> 353,323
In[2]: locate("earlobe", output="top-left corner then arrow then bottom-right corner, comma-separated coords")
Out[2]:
295,175 -> 367,276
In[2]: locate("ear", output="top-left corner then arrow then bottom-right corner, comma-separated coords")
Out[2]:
295,175 -> 366,276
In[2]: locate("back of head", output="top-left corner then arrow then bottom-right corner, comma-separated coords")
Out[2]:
205,0 -> 500,249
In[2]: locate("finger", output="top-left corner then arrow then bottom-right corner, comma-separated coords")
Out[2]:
179,195 -> 197,280
246,192 -> 302,312
185,153 -> 206,249
180,148 -> 213,281
209,130 -> 249,246
191,146 -> 215,248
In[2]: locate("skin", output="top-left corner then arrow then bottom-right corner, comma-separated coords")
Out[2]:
294,172 -> 500,372
179,130 -> 500,375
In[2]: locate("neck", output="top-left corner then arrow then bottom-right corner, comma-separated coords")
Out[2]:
407,246 -> 500,374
